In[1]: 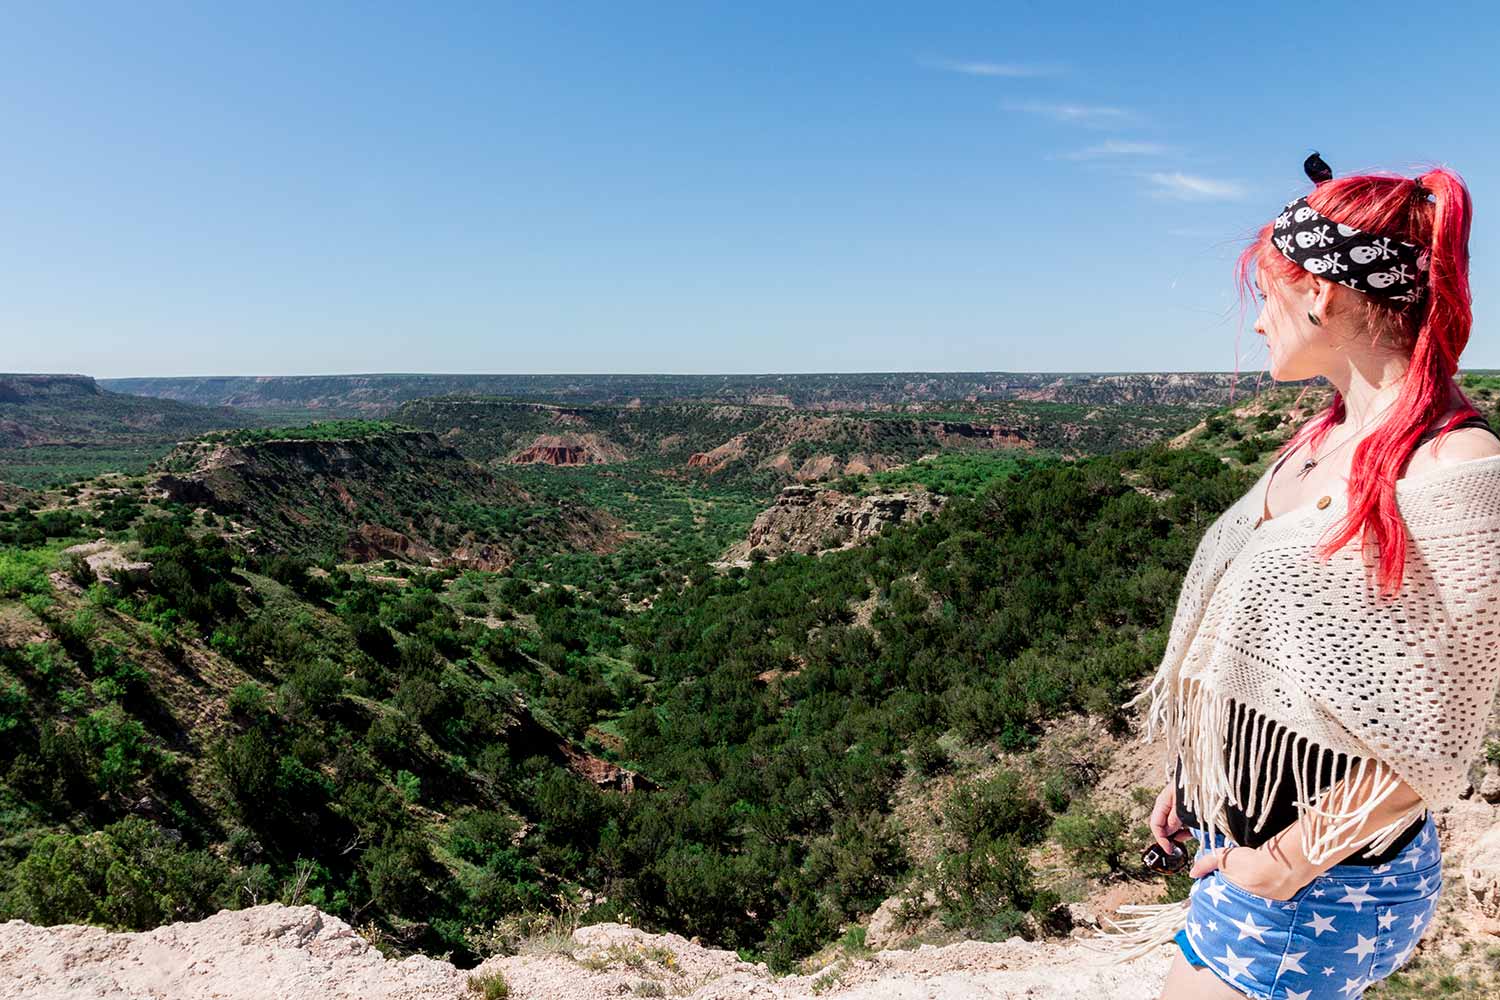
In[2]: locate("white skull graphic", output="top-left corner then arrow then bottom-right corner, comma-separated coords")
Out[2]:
1367,270 -> 1398,289
1350,245 -> 1380,265
1337,223 -> 1360,238
1295,230 -> 1321,249
1303,257 -> 1331,275
1294,205 -> 1319,223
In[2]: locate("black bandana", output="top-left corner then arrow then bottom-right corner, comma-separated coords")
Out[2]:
1271,195 -> 1429,307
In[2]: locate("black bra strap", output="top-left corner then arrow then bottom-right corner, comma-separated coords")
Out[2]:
1413,414 -> 1499,446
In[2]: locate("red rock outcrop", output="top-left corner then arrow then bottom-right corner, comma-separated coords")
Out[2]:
510,433 -> 628,466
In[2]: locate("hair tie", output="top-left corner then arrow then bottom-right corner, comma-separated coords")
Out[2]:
1304,151 -> 1334,184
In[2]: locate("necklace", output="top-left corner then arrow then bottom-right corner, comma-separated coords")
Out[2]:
1293,397 -> 1400,479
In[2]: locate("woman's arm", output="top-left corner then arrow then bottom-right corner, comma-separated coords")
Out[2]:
1188,767 -> 1427,899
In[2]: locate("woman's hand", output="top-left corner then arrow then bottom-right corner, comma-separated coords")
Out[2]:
1149,781 -> 1187,852
1190,845 -> 1306,901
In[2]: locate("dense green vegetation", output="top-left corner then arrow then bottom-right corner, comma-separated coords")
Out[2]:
0,422 -> 1253,971
194,419 -> 406,446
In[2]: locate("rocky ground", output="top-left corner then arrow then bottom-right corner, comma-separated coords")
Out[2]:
0,903 -> 1170,1000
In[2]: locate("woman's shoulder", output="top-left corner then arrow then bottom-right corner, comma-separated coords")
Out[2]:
1401,414 -> 1500,481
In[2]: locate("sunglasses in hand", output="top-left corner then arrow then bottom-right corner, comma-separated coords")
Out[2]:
1141,831 -> 1196,875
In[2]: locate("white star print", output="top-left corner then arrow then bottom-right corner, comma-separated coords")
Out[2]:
1345,933 -> 1377,962
1215,944 -> 1255,981
1305,911 -> 1337,936
1405,852 -> 1424,869
1371,863 -> 1392,874
1414,874 -> 1432,894
1286,991 -> 1311,1000
1229,910 -> 1270,943
1342,975 -> 1368,995
1378,910 -> 1397,930
1381,876 -> 1398,887
1206,919 -> 1218,932
1409,910 -> 1426,931
1322,967 -> 1335,976
1311,887 -> 1325,897
1203,880 -> 1231,907
1340,882 -> 1376,912
1278,950 -> 1308,976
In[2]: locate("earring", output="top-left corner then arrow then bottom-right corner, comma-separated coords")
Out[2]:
1307,311 -> 1322,326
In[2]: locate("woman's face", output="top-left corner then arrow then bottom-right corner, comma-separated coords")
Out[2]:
1253,268 -> 1328,382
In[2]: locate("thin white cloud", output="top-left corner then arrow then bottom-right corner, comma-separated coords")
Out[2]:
1058,140 -> 1169,160
1002,100 -> 1135,125
922,56 -> 1063,78
1147,171 -> 1248,201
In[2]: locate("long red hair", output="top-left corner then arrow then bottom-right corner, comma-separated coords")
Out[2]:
1233,166 -> 1478,597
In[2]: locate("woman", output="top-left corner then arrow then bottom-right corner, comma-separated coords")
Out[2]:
1096,154 -> 1500,1000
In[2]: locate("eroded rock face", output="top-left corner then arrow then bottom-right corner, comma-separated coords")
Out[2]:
719,485 -> 946,564
1465,824 -> 1500,934
510,433 -> 628,466
61,540 -> 153,593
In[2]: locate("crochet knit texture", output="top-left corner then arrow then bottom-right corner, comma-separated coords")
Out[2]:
1093,451 -> 1500,961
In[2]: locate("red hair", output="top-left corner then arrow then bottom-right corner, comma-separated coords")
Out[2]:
1232,165 -> 1478,597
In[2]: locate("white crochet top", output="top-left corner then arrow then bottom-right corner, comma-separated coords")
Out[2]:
1093,451 -> 1500,960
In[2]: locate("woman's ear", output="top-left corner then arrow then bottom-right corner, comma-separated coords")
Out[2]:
1310,276 -> 1338,322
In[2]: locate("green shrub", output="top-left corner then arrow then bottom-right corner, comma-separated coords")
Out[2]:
0,547 -> 53,598
941,769 -> 1047,849
7,817 -> 236,929
1049,801 -> 1130,875
927,832 -> 1046,937
276,658 -> 346,720
75,704 -> 151,794
228,682 -> 270,719
0,676 -> 28,733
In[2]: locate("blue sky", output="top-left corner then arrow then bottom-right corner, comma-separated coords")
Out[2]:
4,2 -> 1499,377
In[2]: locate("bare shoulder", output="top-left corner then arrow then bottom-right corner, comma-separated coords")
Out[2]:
1402,421 -> 1500,479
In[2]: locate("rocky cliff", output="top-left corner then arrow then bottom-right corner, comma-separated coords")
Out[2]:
718,484 -> 946,564
152,427 -> 622,567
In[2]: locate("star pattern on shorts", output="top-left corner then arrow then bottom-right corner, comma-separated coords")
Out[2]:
1305,911 -> 1337,936
1345,933 -> 1377,962
1215,944 -> 1255,981
1340,882 -> 1376,912
1173,820 -> 1438,997
1229,910 -> 1270,943
1202,880 -> 1231,907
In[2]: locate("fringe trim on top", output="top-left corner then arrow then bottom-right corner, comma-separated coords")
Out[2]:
1088,671 -> 1428,963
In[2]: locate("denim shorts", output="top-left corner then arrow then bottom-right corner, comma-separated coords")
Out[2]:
1174,814 -> 1440,999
